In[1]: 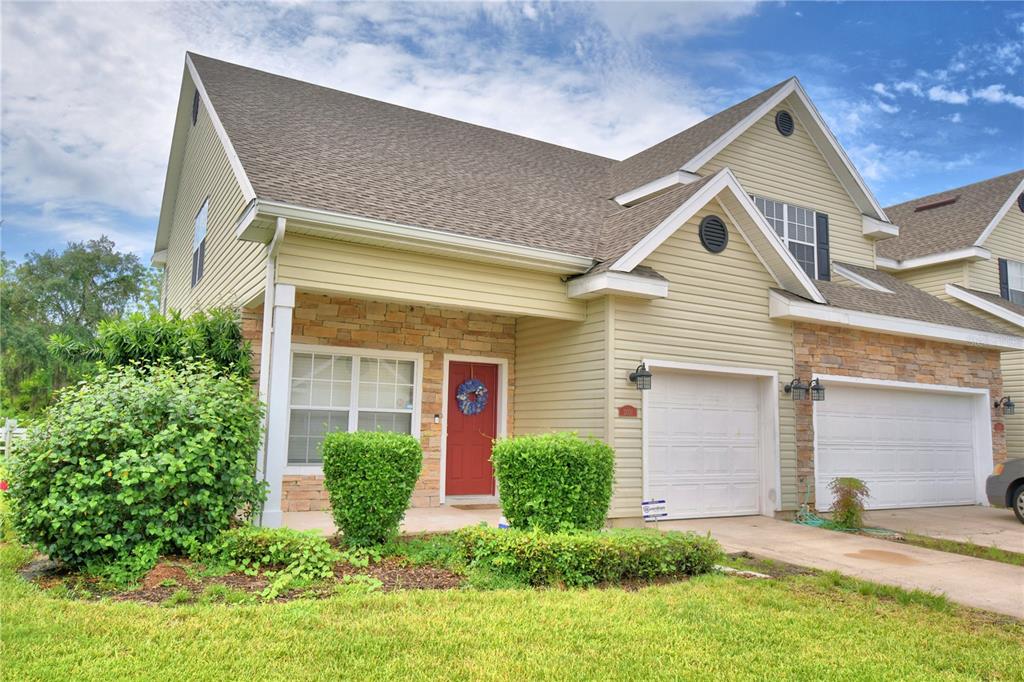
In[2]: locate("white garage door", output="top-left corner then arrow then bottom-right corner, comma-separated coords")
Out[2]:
816,384 -> 977,510
647,372 -> 761,519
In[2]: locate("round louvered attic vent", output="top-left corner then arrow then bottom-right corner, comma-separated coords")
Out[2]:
1018,192 -> 1024,213
699,215 -> 729,253
775,110 -> 795,137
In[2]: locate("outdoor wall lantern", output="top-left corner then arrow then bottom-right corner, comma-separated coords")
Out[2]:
809,378 -> 826,401
995,396 -> 1015,416
629,362 -> 652,391
784,378 -> 809,401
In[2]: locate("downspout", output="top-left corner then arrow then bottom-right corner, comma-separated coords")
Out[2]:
257,217 -> 286,522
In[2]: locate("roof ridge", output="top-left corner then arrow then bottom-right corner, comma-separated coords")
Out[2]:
187,52 -> 618,164
885,168 -> 1024,212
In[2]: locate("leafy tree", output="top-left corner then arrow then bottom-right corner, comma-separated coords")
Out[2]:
0,237 -> 151,417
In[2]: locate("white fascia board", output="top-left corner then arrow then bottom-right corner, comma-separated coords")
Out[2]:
862,214 -> 899,239
610,168 -> 826,304
151,250 -> 168,268
185,54 -> 257,203
768,289 -> 1024,351
946,284 -> 1024,329
832,263 -> 893,293
875,246 -> 992,272
567,271 -> 668,300
614,171 -> 703,207
973,176 -> 1024,247
236,199 -> 594,275
680,78 -> 889,222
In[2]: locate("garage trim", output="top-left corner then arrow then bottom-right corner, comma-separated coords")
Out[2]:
811,374 -> 993,508
641,360 -> 781,517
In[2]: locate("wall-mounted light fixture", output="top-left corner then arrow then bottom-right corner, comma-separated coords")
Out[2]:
994,396 -> 1015,416
809,378 -> 826,401
629,362 -> 652,391
783,378 -> 808,401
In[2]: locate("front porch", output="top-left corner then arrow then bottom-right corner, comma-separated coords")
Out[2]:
244,276 -> 603,527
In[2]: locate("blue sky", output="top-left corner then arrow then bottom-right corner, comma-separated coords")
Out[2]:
2,1 -> 1022,261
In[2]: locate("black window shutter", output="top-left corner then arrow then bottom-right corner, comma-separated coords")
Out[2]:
998,258 -> 1009,299
815,213 -> 830,281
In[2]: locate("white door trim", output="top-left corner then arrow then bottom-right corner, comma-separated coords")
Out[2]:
440,355 -> 509,505
641,359 -> 781,518
811,374 -> 992,508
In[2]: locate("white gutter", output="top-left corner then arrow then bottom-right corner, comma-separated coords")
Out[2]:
234,199 -> 594,275
876,246 -> 991,272
832,263 -> 893,293
567,271 -> 668,300
945,284 -> 1024,329
768,289 -> 1024,351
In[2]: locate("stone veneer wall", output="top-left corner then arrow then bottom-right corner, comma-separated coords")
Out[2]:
793,323 -> 1006,506
242,294 -> 516,512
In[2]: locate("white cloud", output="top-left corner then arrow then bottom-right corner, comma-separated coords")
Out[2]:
947,112 -> 963,123
877,100 -> 900,114
872,82 -> 894,98
849,143 -> 977,183
893,80 -> 923,97
3,0 -> 753,251
973,84 -> 1024,109
927,85 -> 969,104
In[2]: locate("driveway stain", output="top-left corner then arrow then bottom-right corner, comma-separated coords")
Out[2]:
843,549 -> 921,565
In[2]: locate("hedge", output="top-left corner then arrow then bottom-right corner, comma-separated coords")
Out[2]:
490,433 -> 614,532
455,526 -> 722,587
322,431 -> 422,547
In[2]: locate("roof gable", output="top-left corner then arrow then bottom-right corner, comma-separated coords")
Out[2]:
878,169 -> 1024,263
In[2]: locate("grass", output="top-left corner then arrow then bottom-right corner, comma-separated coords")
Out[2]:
3,544 -> 1023,680
897,533 -> 1024,567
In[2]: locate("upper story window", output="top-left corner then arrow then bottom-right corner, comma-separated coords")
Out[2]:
287,348 -> 419,466
752,195 -> 821,280
1007,260 -> 1024,306
191,199 -> 209,287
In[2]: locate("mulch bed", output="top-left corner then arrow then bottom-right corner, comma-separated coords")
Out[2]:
334,557 -> 464,591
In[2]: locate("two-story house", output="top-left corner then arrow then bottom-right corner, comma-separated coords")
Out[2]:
877,171 -> 1024,460
152,54 -> 1022,526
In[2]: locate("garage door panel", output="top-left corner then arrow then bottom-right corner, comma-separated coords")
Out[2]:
816,384 -> 976,510
647,371 -> 762,519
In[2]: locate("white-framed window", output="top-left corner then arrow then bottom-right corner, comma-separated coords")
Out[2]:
1008,260 -> 1024,306
287,346 -> 421,466
752,195 -> 819,280
191,198 -> 209,287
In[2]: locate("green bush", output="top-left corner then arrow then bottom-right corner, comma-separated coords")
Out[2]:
8,361 -> 265,582
322,431 -> 422,547
490,433 -> 614,532
455,526 -> 721,587
50,308 -> 252,379
204,526 -> 340,599
829,477 -> 870,529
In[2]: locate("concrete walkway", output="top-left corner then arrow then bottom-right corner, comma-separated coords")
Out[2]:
657,516 -> 1024,619
863,506 -> 1023,553
284,506 -> 502,535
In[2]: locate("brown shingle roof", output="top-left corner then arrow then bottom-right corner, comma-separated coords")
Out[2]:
607,79 -> 791,197
779,262 -> 1015,335
948,284 -> 1024,324
191,53 -> 617,258
878,170 -> 1024,261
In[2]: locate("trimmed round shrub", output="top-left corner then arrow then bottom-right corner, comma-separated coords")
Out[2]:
491,433 -> 615,532
8,361 -> 265,580
322,431 -> 422,547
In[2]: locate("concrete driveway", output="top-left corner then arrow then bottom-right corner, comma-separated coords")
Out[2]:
655,515 -> 1024,619
863,506 -> 1023,553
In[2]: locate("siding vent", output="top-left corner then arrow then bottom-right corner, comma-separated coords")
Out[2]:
698,215 -> 729,253
191,89 -> 200,126
1017,192 -> 1024,213
913,195 -> 958,212
775,110 -> 795,137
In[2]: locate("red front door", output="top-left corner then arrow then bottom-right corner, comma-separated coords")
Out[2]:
445,361 -> 499,496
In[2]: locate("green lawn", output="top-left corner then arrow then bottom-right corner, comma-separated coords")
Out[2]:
898,533 -> 1024,567
2,544 -> 1022,681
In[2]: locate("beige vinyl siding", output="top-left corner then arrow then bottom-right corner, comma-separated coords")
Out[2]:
514,299 -> 607,437
163,105 -> 264,313
277,234 -> 585,321
1004,351 -> 1024,459
968,208 -> 1024,294
698,95 -> 874,269
894,261 -> 968,301
609,202 -> 796,517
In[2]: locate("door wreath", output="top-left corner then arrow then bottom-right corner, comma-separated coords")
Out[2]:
456,378 -> 489,416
